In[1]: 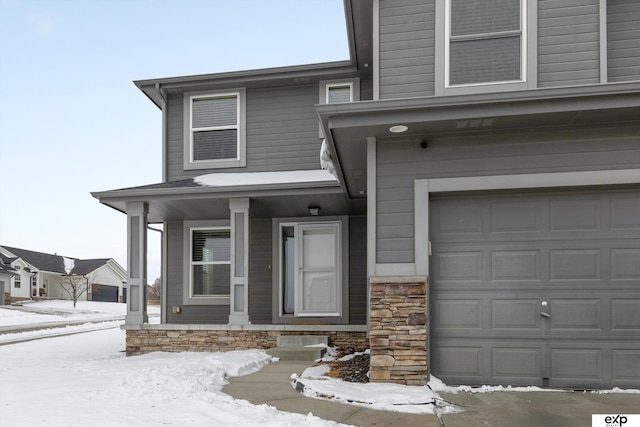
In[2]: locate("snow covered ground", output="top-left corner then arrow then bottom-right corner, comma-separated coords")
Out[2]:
0,301 -> 637,426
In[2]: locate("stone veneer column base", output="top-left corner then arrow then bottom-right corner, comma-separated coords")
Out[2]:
124,329 -> 368,356
369,276 -> 428,386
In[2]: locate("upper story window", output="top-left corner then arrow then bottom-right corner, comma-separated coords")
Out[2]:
183,89 -> 246,170
319,79 -> 360,137
326,83 -> 353,103
436,0 -> 536,94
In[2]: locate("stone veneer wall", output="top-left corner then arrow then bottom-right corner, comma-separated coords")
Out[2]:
125,329 -> 368,356
369,276 -> 428,386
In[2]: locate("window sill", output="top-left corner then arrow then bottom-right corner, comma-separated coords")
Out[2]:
183,296 -> 230,306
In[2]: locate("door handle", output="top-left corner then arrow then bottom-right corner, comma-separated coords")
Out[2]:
540,311 -> 551,318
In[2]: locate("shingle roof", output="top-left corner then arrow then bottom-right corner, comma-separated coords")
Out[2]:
1,246 -> 111,275
71,259 -> 111,275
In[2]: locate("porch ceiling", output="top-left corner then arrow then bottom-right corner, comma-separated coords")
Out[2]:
93,184 -> 365,223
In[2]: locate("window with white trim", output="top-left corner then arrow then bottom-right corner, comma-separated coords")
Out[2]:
437,0 -> 535,94
189,227 -> 231,298
14,275 -> 20,288
326,83 -> 353,104
183,89 -> 246,170
279,221 -> 341,317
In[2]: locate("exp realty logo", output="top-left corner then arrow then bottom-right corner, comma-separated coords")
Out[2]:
593,414 -> 640,427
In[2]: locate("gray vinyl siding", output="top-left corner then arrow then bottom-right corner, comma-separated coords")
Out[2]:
607,0 -> 640,82
348,216 -> 367,324
537,0 -> 600,87
248,218 -> 272,324
376,124 -> 640,263
167,84 -> 322,182
379,0 -> 435,99
165,221 -> 229,324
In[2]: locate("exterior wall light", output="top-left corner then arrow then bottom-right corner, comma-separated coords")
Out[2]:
308,206 -> 320,216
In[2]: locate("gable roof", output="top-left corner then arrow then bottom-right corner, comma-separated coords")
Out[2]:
0,246 -> 119,276
1,246 -> 72,273
0,258 -> 18,276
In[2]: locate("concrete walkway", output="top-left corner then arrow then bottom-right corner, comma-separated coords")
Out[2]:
224,360 -> 640,427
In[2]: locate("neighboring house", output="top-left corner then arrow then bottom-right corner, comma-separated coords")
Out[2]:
0,258 -> 18,305
92,0 -> 640,390
0,246 -> 128,303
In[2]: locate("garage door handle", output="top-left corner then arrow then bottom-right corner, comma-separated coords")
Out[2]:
540,311 -> 551,318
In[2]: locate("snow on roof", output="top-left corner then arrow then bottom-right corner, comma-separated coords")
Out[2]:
63,257 -> 75,274
194,169 -> 337,187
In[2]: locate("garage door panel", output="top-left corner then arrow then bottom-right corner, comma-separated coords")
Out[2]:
433,201 -> 484,235
492,347 -> 542,382
549,299 -> 601,331
492,250 -> 541,281
611,248 -> 640,279
435,345 -> 484,379
549,249 -> 601,280
435,251 -> 482,281
491,299 -> 541,330
434,299 -> 483,330
611,197 -> 640,230
612,350 -> 640,386
550,347 -> 605,388
549,198 -> 601,232
491,200 -> 540,233
611,299 -> 640,330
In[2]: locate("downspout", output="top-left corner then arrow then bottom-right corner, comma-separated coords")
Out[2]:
154,83 -> 168,326
155,83 -> 168,183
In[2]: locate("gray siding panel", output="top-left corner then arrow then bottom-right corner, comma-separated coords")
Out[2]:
167,84 -> 323,182
538,0 -> 600,87
379,0 -> 435,99
348,216 -> 367,324
249,218 -> 272,324
376,124 -> 640,264
608,0 -> 640,82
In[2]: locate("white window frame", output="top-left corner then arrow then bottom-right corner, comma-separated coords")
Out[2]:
325,82 -> 354,104
318,79 -> 360,137
272,216 -> 349,324
183,88 -> 246,170
435,0 -> 537,95
182,220 -> 231,305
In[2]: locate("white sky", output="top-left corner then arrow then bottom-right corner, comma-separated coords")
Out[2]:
0,0 -> 349,281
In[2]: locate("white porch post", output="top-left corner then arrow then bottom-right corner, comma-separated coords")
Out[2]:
126,202 -> 148,325
229,198 -> 250,325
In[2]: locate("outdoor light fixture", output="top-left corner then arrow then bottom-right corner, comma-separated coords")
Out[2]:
308,206 -> 320,216
389,124 -> 408,133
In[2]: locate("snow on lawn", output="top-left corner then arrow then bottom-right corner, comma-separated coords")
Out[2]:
0,300 -> 160,344
0,328 -> 351,427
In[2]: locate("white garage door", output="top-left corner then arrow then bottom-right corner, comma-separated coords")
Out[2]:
429,189 -> 640,389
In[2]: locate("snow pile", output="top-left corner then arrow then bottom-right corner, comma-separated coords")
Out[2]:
293,364 -> 463,415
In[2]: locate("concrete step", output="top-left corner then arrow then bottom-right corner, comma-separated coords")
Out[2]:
265,346 -> 326,361
276,335 -> 329,347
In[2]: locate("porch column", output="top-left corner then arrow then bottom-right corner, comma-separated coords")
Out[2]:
126,202 -> 148,325
229,198 -> 250,325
